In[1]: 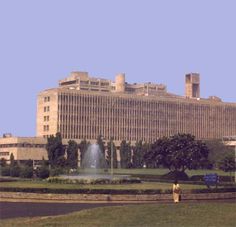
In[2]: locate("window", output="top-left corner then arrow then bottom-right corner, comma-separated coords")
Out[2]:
91,81 -> 99,85
80,80 -> 89,85
101,82 -> 109,86
0,152 -> 9,156
44,116 -> 50,121
43,125 -> 49,131
44,96 -> 50,102
47,106 -> 50,111
44,107 -> 47,112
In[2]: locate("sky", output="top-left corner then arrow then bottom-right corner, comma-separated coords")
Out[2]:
0,0 -> 235,137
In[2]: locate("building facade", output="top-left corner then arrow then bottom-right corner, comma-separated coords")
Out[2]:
36,71 -> 236,143
0,134 -> 48,164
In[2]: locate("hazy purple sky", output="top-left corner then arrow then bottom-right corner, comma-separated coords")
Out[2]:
0,0 -> 235,137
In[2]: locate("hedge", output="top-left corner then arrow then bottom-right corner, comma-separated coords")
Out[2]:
47,177 -> 141,185
0,187 -> 235,195
133,174 -> 234,183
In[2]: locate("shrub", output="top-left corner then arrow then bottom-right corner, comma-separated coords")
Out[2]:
50,167 -> 64,177
37,166 -> 50,179
0,186 -> 235,195
161,171 -> 189,181
10,165 -> 21,177
189,175 -> 234,183
46,176 -> 141,185
1,166 -> 10,176
20,166 -> 34,178
189,175 -> 204,181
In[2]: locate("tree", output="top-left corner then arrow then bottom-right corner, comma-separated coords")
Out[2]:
97,135 -> 105,154
25,159 -> 33,167
120,140 -> 132,168
10,153 -> 15,167
37,165 -> 50,179
79,139 -> 90,168
46,132 -> 65,168
132,140 -> 144,168
66,140 -> 78,169
144,136 -> 169,168
142,142 -> 151,167
145,133 -> 209,173
204,139 -> 234,168
20,166 -> 34,178
96,135 -> 106,168
219,155 -> 236,181
36,158 -> 50,179
107,139 -> 117,168
0,158 -> 7,167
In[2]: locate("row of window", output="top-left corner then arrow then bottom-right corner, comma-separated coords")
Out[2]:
0,152 -> 10,156
43,125 -> 49,131
43,134 -> 53,138
80,81 -> 110,87
44,106 -> 50,112
44,116 -> 50,121
0,144 -> 45,148
44,96 -> 50,102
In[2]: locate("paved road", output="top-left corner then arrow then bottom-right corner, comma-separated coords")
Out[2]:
0,202 -> 126,219
0,200 -> 235,219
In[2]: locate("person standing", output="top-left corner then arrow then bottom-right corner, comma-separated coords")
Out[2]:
173,180 -> 181,203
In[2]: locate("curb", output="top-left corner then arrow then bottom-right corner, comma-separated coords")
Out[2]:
1,192 -> 235,203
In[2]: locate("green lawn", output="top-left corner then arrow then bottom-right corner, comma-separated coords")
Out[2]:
1,202 -> 235,227
109,168 -> 232,176
0,180 -> 207,190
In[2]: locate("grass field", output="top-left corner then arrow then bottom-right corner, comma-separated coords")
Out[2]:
1,168 -> 234,190
0,180 -> 207,190
78,168 -> 232,176
0,202 -> 235,227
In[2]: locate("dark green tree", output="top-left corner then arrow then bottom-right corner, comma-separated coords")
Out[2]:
0,158 -> 7,167
145,133 -> 209,173
25,159 -> 33,167
96,135 -> 106,168
120,140 -> 132,168
8,153 -> 20,177
46,132 -> 65,168
204,139 -> 234,168
37,158 -> 50,179
66,140 -> 78,169
10,153 -> 15,167
219,155 -> 236,180
20,165 -> 34,178
97,135 -> 105,154
79,139 -> 90,168
142,142 -> 151,167
133,140 -> 146,168
107,138 -> 117,168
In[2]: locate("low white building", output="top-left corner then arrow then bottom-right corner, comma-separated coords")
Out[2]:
0,134 -> 48,165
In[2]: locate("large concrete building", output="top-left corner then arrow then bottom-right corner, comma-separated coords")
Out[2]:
1,70 -> 236,164
36,71 -> 236,143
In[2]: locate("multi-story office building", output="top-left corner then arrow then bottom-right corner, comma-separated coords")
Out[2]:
36,71 -> 236,143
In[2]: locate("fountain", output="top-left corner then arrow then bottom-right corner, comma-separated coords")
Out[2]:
81,144 -> 108,173
54,143 -> 140,184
